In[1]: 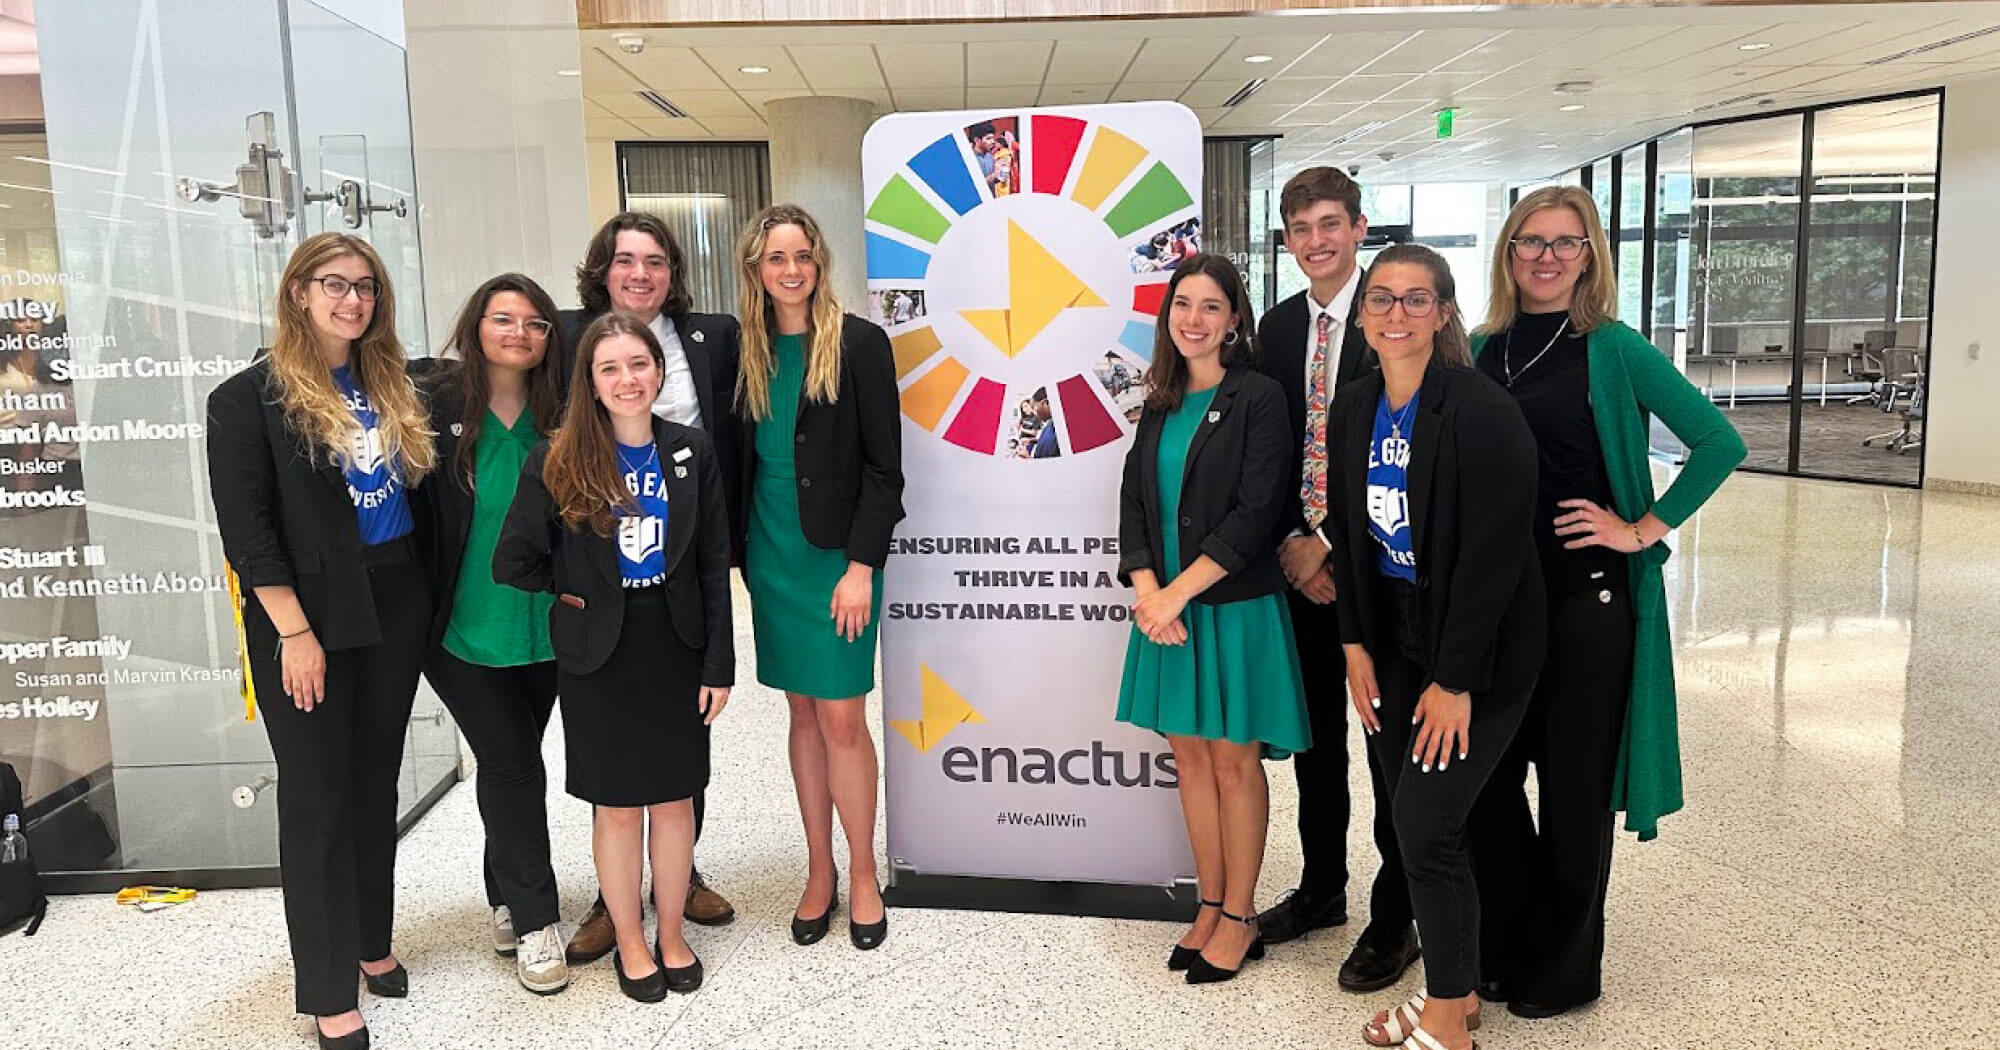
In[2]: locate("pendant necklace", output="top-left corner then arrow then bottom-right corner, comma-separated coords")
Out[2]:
1503,316 -> 1569,386
1388,393 -> 1418,440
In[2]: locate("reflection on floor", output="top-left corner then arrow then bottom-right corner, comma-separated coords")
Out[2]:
7,466 -> 1998,1049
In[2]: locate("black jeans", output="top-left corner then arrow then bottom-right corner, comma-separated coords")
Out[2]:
1471,581 -> 1635,1006
247,541 -> 430,1016
1364,588 -> 1530,1000
1287,591 -> 1412,931
423,649 -> 560,934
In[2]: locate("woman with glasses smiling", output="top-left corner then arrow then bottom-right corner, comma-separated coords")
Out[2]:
1466,187 -> 1743,1021
1311,244 -> 1543,1050
413,274 -> 572,995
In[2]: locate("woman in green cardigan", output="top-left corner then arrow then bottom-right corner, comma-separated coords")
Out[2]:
1466,186 -> 1745,1020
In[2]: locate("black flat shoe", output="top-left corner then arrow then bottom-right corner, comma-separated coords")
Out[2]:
1256,887 -> 1347,945
316,1021 -> 370,1050
1168,898 -> 1224,971
1478,979 -> 1510,1003
360,962 -> 407,998
1185,909 -> 1264,985
1338,923 -> 1421,992
849,881 -> 887,950
614,949 -> 667,1003
791,871 -> 840,946
1509,994 -> 1594,1019
659,949 -> 704,994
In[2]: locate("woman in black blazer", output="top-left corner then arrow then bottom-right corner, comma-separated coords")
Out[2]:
204,233 -> 437,1050
733,203 -> 905,950
494,312 -> 733,1002
413,273 -> 569,994
1317,245 -> 1544,1050
1113,255 -> 1309,985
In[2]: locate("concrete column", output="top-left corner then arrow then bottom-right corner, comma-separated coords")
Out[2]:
767,95 -> 873,312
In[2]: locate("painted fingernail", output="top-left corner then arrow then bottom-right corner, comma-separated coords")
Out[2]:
1371,696 -> 1381,708
1411,753 -> 1420,764
1422,763 -> 1431,772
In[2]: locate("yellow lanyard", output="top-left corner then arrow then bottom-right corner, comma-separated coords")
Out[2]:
225,563 -> 258,721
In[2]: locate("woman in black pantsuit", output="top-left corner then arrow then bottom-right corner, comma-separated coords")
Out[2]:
205,233 -> 437,1050
494,312 -> 734,1002
1314,245 -> 1545,1050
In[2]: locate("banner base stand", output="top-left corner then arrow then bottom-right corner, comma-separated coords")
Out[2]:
884,869 -> 1198,921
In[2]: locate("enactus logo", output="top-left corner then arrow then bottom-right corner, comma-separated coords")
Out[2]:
894,665 -> 1177,789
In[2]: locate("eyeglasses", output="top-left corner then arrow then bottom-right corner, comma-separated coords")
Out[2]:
307,275 -> 380,301
1509,235 -> 1590,261
484,313 -> 552,338
1361,291 -> 1440,318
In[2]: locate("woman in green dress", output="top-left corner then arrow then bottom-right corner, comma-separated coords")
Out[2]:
733,204 -> 905,951
1115,254 -> 1309,985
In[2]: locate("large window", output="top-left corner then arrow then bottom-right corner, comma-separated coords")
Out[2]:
1617,145 -> 1647,332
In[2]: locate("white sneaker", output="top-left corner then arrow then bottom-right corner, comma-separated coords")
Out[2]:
492,905 -> 517,957
515,924 -> 570,995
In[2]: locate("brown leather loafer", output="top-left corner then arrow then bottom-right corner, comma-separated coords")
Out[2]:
686,869 -> 735,927
565,899 -> 615,965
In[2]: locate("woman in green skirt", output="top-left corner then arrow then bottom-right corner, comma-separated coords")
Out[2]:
733,204 -> 905,950
1115,254 -> 1309,985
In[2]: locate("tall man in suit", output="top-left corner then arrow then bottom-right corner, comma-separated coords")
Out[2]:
1253,167 -> 1419,992
560,212 -> 744,963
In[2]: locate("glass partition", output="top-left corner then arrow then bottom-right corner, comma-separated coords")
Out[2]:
1618,145 -> 1647,330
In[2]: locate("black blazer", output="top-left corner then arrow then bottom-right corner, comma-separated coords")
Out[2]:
738,314 -> 905,568
205,357 -> 432,652
1255,278 -> 1376,535
491,417 -> 734,685
1322,361 -> 1546,695
1116,367 -> 1292,605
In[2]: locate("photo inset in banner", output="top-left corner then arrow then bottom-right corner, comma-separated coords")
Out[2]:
1006,385 -> 1061,459
1127,216 -> 1202,274
868,287 -> 927,327
965,117 -> 1022,198
1091,351 -> 1146,425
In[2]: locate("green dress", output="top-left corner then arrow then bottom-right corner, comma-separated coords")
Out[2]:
746,333 -> 882,697
1115,386 -> 1311,758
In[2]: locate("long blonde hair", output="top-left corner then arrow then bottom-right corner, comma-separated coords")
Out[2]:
1481,185 -> 1619,336
734,204 -> 844,421
271,233 -> 434,482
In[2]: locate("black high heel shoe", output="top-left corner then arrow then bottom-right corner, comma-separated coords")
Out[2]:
791,868 -> 840,946
360,961 -> 407,998
848,884 -> 887,951
1168,898 -> 1225,971
615,948 -> 668,1003
1185,909 -> 1265,985
315,1019 -> 370,1050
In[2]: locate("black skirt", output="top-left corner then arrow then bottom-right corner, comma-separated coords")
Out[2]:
558,587 -> 710,806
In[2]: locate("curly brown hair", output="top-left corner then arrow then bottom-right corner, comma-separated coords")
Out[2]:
574,211 -> 692,320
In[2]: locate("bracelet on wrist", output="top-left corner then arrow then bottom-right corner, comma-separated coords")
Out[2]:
280,626 -> 313,640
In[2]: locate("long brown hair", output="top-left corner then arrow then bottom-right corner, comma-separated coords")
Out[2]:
1367,243 -> 1471,368
271,233 -> 433,482
734,203 -> 845,421
442,273 -> 566,488
1142,254 -> 1258,413
543,313 -> 662,537
575,211 -> 692,321
1481,185 -> 1618,335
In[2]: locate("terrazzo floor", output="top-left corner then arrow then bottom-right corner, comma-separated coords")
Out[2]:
6,465 -> 1999,1049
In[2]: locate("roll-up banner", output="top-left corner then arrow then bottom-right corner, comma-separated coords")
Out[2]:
867,102 -> 1203,912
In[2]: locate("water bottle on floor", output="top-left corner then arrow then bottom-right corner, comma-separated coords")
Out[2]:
0,815 -> 27,864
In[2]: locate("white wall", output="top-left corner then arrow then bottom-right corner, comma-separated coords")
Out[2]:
1927,73 -> 2000,491
403,0 -> 592,343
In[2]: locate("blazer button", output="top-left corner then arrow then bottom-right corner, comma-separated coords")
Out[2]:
1179,515 -> 1192,527
796,433 -> 807,444
799,477 -> 812,489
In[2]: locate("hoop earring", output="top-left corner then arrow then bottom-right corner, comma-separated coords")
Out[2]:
1222,329 -> 1240,347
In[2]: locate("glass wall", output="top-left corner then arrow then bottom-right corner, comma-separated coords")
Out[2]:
1617,145 -> 1647,331
621,142 -> 771,315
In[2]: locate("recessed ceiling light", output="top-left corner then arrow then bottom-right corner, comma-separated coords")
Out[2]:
739,65 -> 770,75
1538,142 -> 1559,149
1244,54 -> 1274,64
557,69 -> 581,77
1559,103 -> 1584,112
1738,42 -> 1772,51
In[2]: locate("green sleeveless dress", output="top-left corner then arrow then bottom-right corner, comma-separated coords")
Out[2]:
1114,386 -> 1311,758
746,333 -> 882,698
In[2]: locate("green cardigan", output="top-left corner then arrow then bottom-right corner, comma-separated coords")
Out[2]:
1471,321 -> 1745,840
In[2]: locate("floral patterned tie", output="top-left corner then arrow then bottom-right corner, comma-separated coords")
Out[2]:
1301,311 -> 1335,530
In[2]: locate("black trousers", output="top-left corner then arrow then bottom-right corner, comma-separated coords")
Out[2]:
423,650 -> 561,934
1365,595 -> 1530,1000
1287,591 -> 1412,931
1470,581 -> 1635,1007
247,543 -> 431,1017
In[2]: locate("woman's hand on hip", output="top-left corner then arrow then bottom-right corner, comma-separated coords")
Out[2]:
1344,643 -> 1380,734
699,686 -> 730,725
282,631 -> 327,712
830,562 -> 875,642
1410,683 -> 1471,772
1555,498 -> 1643,553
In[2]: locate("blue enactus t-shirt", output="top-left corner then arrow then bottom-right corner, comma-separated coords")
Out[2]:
331,364 -> 412,545
1367,389 -> 1419,583
615,441 -> 669,588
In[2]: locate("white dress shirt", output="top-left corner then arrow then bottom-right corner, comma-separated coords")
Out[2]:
649,314 -> 704,430
1302,267 -> 1361,397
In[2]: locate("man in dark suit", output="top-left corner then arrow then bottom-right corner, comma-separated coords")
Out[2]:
1253,167 -> 1419,993
560,212 -> 743,962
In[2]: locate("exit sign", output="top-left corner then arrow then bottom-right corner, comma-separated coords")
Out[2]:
1437,108 -> 1456,139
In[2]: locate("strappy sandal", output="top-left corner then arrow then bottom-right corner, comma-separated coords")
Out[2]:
1167,898 -> 1224,971
1362,993 -> 1481,1047
1404,1026 -> 1477,1050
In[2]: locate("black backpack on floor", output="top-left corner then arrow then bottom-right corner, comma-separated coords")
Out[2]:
0,761 -> 47,936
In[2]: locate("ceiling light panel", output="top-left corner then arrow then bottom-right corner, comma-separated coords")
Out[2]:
966,40 -> 1055,87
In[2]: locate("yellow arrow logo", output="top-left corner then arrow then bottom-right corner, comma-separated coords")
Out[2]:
960,219 -> 1107,359
889,665 -> 986,754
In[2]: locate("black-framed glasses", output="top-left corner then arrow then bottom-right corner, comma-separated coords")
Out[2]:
484,313 -> 553,338
1361,290 -> 1440,318
1509,235 -> 1590,261
308,275 -> 380,301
